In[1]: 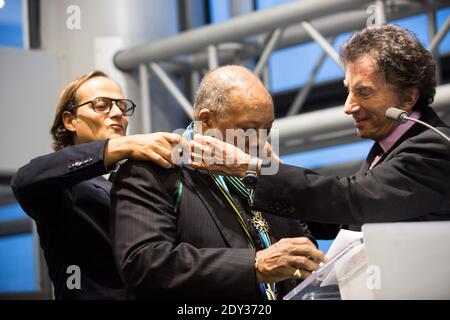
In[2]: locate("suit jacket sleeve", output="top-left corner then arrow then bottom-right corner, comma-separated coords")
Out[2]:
253,128 -> 450,225
11,140 -> 109,220
110,160 -> 259,300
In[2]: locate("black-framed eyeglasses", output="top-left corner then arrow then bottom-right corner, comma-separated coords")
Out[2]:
69,97 -> 136,116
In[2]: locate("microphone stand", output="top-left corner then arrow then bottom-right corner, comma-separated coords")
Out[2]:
386,107 -> 450,144
403,116 -> 450,143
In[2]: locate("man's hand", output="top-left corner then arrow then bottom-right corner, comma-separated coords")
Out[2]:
187,134 -> 281,177
188,134 -> 251,177
105,132 -> 182,169
262,141 -> 283,164
255,237 -> 325,284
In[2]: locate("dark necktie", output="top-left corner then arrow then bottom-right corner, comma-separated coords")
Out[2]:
366,142 -> 383,170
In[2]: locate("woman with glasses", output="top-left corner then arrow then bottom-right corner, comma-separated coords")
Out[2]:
11,71 -> 181,299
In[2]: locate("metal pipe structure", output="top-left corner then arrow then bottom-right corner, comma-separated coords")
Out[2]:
115,0 -> 374,71
375,0 -> 386,24
207,45 -> 219,70
190,70 -> 201,103
286,38 -> 334,116
158,10 -> 368,74
428,15 -> 450,53
273,83 -> 450,153
254,28 -> 284,77
149,63 -> 194,119
138,64 -> 152,133
427,10 -> 442,85
262,65 -> 270,89
136,1 -> 450,75
301,21 -> 341,66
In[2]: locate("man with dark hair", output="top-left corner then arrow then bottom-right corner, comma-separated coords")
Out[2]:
188,24 -> 450,229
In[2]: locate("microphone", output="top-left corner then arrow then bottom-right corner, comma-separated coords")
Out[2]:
385,107 -> 408,123
385,107 -> 450,143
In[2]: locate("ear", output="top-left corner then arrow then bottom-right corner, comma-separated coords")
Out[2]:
197,108 -> 215,133
402,88 -> 419,113
62,111 -> 77,133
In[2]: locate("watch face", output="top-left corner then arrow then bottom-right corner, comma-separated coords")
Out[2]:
243,174 -> 257,189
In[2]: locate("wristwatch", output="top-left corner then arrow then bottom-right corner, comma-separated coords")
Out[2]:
242,156 -> 259,189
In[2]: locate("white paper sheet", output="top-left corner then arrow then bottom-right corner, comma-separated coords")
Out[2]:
319,229 -> 363,286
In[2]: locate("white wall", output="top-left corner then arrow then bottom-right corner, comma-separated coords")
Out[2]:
39,0 -> 179,89
0,46 -> 58,174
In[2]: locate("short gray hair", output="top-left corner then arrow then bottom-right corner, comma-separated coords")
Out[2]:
194,65 -> 258,116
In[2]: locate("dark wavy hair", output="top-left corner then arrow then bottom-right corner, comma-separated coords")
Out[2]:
340,24 -> 436,110
50,70 -> 108,151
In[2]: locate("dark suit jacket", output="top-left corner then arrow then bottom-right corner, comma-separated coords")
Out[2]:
11,140 -> 127,299
110,160 -> 315,300
252,107 -> 450,226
